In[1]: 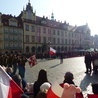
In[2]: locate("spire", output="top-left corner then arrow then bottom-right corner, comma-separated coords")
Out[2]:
51,12 -> 54,20
26,0 -> 33,12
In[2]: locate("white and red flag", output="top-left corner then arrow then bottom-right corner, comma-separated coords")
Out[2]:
27,55 -> 37,67
50,47 -> 56,55
47,82 -> 63,98
0,66 -> 23,98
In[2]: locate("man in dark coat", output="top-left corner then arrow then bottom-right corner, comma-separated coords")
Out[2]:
84,52 -> 92,73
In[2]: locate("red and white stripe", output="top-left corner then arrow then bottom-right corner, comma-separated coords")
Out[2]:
47,82 -> 63,98
0,66 -> 23,98
50,47 -> 56,55
27,55 -> 37,67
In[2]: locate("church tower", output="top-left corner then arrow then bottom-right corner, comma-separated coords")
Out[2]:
51,12 -> 54,20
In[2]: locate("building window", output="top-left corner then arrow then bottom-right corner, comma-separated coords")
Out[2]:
62,39 -> 64,44
19,43 -> 22,48
43,28 -> 46,33
9,19 -> 17,26
65,32 -> 67,36
25,35 -> 29,42
25,24 -> 29,31
48,29 -> 51,34
61,31 -> 64,36
57,30 -> 59,35
5,34 -> 9,39
31,25 -> 35,32
37,36 -> 41,42
32,36 -> 35,42
37,27 -> 41,33
10,42 -> 13,47
53,38 -> 56,43
53,30 -> 55,35
10,28 -> 13,33
65,39 -> 67,44
5,42 -> 9,47
43,37 -> 46,43
14,35 -> 18,40
4,27 -> 8,32
10,35 -> 13,40
58,38 -> 60,44
14,28 -> 17,33
14,42 -> 18,47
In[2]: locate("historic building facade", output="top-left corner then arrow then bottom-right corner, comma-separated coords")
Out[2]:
0,13 -> 23,53
0,1 -> 91,54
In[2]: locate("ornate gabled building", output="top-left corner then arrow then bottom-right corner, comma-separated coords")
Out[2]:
0,1 -> 91,54
0,13 -> 23,53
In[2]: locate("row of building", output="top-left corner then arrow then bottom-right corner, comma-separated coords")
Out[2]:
0,1 -> 97,54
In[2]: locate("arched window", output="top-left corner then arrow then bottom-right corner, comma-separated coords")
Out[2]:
26,46 -> 29,53
31,46 -> 35,53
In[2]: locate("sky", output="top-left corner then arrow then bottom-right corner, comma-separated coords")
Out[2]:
0,0 -> 98,36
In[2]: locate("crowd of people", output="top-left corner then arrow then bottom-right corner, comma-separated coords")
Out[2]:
2,64 -> 98,98
1,52 -> 98,98
84,51 -> 98,74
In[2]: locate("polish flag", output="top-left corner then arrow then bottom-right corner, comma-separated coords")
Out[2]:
0,66 -> 23,98
27,55 -> 37,67
47,82 -> 63,98
50,47 -> 56,55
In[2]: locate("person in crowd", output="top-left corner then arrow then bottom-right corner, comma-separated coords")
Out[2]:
6,67 -> 13,77
60,52 -> 63,64
84,52 -> 92,74
91,83 -> 98,94
33,69 -> 51,98
7,54 -> 13,67
12,74 -> 29,96
12,74 -> 23,88
60,71 -> 83,98
18,55 -> 27,78
36,89 -> 47,98
36,82 -> 51,98
92,52 -> 98,74
12,55 -> 18,75
60,71 -> 75,87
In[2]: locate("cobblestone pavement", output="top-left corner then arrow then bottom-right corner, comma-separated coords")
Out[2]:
25,56 -> 98,97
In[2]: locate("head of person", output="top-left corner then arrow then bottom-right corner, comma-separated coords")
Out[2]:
12,74 -> 22,88
36,89 -> 47,98
37,69 -> 48,83
64,71 -> 74,81
6,67 -> 13,77
40,82 -> 51,91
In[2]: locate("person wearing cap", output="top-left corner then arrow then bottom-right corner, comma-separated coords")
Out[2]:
60,71 -> 75,87
60,71 -> 84,98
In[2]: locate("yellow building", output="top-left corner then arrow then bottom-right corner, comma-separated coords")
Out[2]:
0,13 -> 23,54
0,1 -> 91,54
